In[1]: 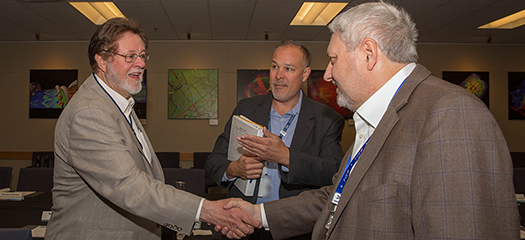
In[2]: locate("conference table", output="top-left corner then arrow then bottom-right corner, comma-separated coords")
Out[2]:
0,191 -> 228,240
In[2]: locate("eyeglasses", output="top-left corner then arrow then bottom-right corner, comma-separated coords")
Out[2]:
102,50 -> 150,63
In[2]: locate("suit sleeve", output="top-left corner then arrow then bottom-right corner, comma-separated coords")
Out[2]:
205,108 -> 238,189
68,107 -> 202,235
282,110 -> 345,187
411,90 -> 518,238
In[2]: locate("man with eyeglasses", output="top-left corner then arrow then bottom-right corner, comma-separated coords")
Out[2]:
45,18 -> 260,240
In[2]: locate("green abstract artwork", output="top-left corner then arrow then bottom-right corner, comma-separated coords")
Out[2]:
168,69 -> 218,119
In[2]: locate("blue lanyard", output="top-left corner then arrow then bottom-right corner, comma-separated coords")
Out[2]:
94,73 -> 143,149
330,78 -> 406,205
268,114 -> 296,140
331,138 -> 369,204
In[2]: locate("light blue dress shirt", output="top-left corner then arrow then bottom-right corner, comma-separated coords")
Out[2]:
256,91 -> 302,203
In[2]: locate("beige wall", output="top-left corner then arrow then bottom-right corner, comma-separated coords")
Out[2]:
0,41 -> 524,158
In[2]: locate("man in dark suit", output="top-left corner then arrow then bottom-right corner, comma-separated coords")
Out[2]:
220,2 -> 519,239
46,18 -> 259,240
206,40 -> 345,239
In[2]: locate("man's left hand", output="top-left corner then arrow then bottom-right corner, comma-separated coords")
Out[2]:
237,127 -> 290,167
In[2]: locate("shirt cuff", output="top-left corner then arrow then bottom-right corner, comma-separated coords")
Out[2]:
260,204 -> 269,231
281,165 -> 290,172
195,198 -> 205,222
222,172 -> 237,182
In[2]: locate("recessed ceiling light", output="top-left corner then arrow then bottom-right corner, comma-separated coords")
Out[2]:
70,2 -> 125,25
479,9 -> 525,29
290,2 -> 347,26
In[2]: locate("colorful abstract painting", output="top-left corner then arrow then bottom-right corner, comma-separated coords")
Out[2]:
29,69 -> 78,118
307,70 -> 353,119
508,72 -> 525,120
168,69 -> 218,119
442,71 -> 489,108
237,69 -> 270,102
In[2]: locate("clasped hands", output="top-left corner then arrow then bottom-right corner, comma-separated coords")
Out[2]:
207,198 -> 262,239
200,198 -> 261,239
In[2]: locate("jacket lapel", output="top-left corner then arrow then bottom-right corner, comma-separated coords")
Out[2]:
90,75 -> 156,178
254,94 -> 273,126
324,64 -> 430,238
130,111 -> 163,180
290,93 -> 314,151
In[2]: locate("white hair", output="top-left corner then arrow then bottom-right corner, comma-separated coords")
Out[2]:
328,1 -> 418,63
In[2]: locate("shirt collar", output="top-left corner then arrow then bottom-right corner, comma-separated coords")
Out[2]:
94,73 -> 135,118
355,63 -> 416,129
271,90 -> 303,117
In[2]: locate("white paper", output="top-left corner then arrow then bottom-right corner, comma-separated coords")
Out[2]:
41,211 -> 52,222
32,226 -> 46,238
0,192 -> 24,201
193,229 -> 213,236
228,115 -> 264,196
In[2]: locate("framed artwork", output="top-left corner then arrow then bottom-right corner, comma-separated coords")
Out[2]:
508,72 -> 525,120
237,69 -> 270,102
442,71 -> 489,108
29,69 -> 78,118
132,69 -> 147,120
168,69 -> 218,119
307,70 -> 353,119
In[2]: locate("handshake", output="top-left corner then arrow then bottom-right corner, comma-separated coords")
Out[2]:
200,198 -> 262,239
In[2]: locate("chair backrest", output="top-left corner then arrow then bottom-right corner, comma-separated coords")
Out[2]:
514,167 -> 525,193
0,167 -> 13,189
31,151 -> 54,168
0,228 -> 33,240
163,168 -> 205,196
156,152 -> 180,168
17,168 -> 54,192
192,152 -> 211,169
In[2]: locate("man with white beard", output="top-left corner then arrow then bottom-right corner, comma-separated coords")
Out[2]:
46,17 -> 260,240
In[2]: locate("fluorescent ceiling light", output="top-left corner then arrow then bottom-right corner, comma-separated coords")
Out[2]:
70,2 -> 125,25
291,2 -> 347,26
478,9 -> 525,29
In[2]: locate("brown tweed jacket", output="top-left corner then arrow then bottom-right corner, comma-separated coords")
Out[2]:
264,64 -> 519,240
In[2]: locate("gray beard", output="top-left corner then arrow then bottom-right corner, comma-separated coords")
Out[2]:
107,64 -> 142,95
337,92 -> 356,112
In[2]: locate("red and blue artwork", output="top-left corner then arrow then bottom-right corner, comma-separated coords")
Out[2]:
307,70 -> 353,119
237,70 -> 270,102
508,72 -> 525,120
442,71 -> 490,108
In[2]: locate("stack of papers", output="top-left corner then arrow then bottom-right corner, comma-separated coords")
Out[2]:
228,115 -> 264,197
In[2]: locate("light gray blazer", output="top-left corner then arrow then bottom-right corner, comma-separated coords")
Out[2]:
45,74 -> 203,240
264,64 -> 519,239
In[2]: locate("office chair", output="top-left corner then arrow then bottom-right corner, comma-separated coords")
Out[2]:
31,151 -> 54,168
17,168 -> 54,192
0,167 -> 12,189
156,152 -> 180,168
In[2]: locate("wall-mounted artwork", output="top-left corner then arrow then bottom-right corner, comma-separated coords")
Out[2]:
307,70 -> 353,119
508,72 -> 525,120
168,69 -> 218,119
132,69 -> 147,119
237,69 -> 270,102
442,71 -> 489,108
29,69 -> 78,118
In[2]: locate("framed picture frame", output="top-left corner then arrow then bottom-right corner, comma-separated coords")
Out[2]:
29,69 -> 78,118
168,69 -> 218,119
